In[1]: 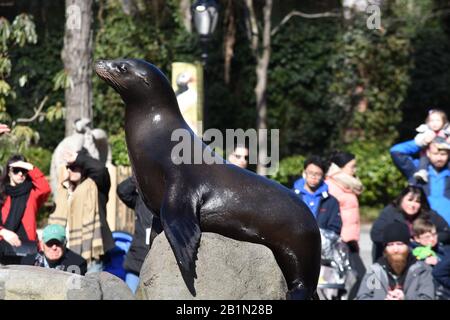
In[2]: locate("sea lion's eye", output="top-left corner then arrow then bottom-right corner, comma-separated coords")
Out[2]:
118,64 -> 127,73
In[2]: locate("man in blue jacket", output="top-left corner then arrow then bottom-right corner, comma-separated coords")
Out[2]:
293,155 -> 342,235
390,137 -> 450,225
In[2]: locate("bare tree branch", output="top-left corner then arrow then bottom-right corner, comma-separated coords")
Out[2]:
271,10 -> 342,36
179,0 -> 192,33
244,0 -> 259,54
223,0 -> 236,84
420,8 -> 450,24
120,0 -> 138,16
16,95 -> 49,123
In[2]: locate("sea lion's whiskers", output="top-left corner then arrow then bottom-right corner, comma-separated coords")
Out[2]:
104,73 -> 126,90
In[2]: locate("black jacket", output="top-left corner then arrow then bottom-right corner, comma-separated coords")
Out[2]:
117,177 -> 162,275
74,148 -> 115,253
21,248 -> 88,275
371,204 -> 450,261
434,254 -> 450,290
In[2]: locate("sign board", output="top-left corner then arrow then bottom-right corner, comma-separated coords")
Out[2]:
171,62 -> 204,136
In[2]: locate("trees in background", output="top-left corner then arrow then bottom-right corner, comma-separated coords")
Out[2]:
0,1 -> 66,170
0,12 -> 47,164
2,0 -> 450,209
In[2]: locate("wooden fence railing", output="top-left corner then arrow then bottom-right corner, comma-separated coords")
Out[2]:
106,164 -> 135,234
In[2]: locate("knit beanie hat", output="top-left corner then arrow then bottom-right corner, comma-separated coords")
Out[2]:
433,136 -> 450,150
383,222 -> 411,246
330,151 -> 355,168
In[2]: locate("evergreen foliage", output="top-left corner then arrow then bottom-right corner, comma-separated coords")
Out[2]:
2,0 -> 450,213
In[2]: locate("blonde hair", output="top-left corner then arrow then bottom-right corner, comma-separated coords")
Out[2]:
426,109 -> 448,126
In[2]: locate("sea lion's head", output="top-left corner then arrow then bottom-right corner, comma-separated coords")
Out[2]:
95,58 -> 176,107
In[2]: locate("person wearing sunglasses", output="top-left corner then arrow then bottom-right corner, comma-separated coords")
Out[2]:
21,224 -> 87,275
227,145 -> 249,169
0,154 -> 51,264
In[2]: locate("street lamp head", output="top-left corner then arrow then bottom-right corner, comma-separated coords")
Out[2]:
191,0 -> 219,39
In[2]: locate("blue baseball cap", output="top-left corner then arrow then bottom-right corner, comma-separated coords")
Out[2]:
42,224 -> 66,243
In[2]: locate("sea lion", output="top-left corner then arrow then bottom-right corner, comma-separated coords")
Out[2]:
95,58 -> 321,299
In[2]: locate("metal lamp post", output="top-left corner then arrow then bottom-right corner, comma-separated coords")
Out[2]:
191,0 -> 219,67
191,0 -> 219,132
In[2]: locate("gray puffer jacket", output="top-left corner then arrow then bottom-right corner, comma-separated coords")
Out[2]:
356,260 -> 435,300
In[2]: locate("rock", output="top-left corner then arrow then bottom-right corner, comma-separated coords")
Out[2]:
86,272 -> 135,300
0,265 -> 101,300
136,232 -> 288,300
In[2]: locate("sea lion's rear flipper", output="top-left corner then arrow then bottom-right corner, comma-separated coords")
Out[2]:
160,194 -> 201,295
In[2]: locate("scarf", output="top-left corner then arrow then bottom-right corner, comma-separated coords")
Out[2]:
326,163 -> 364,195
2,180 -> 33,240
48,174 -> 104,263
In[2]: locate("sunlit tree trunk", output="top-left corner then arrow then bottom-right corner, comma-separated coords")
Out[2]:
179,0 -> 192,33
62,0 -> 93,136
245,0 -> 272,176
223,0 -> 236,84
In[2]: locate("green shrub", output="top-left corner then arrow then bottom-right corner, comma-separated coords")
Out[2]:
109,130 -> 130,166
0,137 -> 51,175
271,155 -> 305,188
346,141 -> 407,208
271,141 -> 406,220
0,138 -> 14,169
23,146 -> 52,175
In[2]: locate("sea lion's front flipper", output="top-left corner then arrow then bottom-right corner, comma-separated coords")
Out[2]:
160,192 -> 201,295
